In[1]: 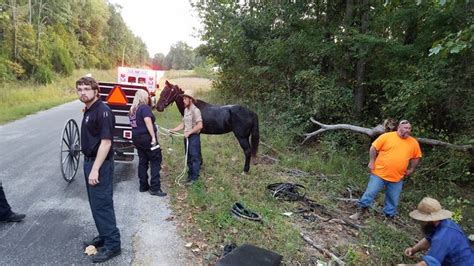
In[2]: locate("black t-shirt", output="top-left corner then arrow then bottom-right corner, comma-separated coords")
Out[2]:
129,104 -> 157,136
81,100 -> 115,159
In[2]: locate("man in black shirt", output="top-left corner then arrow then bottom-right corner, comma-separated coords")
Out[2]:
76,76 -> 121,263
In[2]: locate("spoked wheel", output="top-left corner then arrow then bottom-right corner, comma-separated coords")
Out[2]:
60,119 -> 81,182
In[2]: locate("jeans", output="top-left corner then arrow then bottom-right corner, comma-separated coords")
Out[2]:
184,134 -> 201,181
133,134 -> 162,192
84,159 -> 121,250
0,183 -> 13,219
358,174 -> 404,217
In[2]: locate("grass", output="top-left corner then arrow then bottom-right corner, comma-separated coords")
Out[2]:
163,69 -> 206,79
156,75 -> 473,264
0,69 -> 116,124
4,70 -> 471,263
157,100 -> 421,263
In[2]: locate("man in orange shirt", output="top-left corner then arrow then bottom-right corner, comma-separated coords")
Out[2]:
350,120 -> 422,219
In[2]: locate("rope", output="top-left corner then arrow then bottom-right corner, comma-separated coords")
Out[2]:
155,124 -> 188,186
174,138 -> 188,186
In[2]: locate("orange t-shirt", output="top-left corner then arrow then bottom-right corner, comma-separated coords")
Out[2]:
371,132 -> 422,182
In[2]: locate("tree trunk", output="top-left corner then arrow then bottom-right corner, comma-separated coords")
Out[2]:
344,0 -> 353,26
9,0 -> 18,61
36,0 -> 44,58
339,0 -> 353,85
28,0 -> 32,24
354,0 -> 369,115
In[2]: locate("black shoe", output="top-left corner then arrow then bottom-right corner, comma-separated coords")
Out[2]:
92,248 -> 121,263
186,179 -> 197,186
139,185 -> 149,192
223,243 -> 238,256
149,189 -> 167,197
0,212 -> 26,223
231,202 -> 262,221
83,236 -> 104,248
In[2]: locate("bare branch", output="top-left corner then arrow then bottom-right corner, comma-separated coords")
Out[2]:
302,118 -> 473,152
301,232 -> 346,265
302,118 -> 384,144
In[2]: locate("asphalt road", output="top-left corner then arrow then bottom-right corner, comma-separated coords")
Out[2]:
0,100 -> 193,265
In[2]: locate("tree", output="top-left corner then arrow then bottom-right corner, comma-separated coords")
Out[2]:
0,0 -> 150,80
151,53 -> 166,70
165,41 -> 195,70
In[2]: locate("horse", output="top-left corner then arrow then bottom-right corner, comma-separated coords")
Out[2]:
155,80 -> 260,173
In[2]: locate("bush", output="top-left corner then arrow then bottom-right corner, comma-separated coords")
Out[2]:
52,46 -> 74,76
0,59 -> 15,82
0,58 -> 25,81
32,65 -> 53,84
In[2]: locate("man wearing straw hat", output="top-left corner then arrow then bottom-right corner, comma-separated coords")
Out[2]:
171,90 -> 203,185
398,197 -> 474,266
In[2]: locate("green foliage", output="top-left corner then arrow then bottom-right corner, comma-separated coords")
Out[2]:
360,219 -> 415,263
195,0 -> 473,181
1,0 -> 149,81
32,65 -> 53,84
50,36 -> 74,76
0,57 -> 24,81
165,41 -> 196,70
151,53 -> 166,70
193,57 -> 217,79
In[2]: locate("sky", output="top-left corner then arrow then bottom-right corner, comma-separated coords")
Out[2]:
107,0 -> 203,56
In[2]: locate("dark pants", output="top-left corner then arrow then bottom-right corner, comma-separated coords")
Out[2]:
133,134 -> 162,192
184,134 -> 201,181
0,183 -> 13,219
84,159 -> 121,251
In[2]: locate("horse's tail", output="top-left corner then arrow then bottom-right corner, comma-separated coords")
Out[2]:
250,112 -> 260,157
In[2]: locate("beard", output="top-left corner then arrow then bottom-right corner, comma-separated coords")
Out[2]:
421,222 -> 437,235
80,95 -> 95,104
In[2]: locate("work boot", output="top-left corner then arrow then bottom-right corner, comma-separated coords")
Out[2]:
83,236 -> 104,248
349,207 -> 367,220
139,185 -> 149,192
149,189 -> 167,197
0,212 -> 26,223
91,248 -> 121,263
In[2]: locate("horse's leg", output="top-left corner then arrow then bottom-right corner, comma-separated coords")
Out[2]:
235,136 -> 251,173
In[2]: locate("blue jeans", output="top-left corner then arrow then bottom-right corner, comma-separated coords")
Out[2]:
84,159 -> 121,251
358,174 -> 404,217
184,134 -> 201,181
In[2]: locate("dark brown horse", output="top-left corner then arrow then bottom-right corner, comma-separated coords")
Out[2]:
155,81 -> 259,173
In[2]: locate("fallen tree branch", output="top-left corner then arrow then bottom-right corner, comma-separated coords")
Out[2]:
302,198 -> 364,230
332,197 -> 359,203
301,232 -> 346,266
303,118 -> 473,152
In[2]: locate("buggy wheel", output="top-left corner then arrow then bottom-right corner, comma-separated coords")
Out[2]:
60,119 -> 81,182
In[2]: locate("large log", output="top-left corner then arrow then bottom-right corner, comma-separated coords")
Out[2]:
302,118 -> 473,152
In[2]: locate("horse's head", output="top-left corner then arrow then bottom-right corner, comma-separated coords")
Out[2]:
155,80 -> 183,112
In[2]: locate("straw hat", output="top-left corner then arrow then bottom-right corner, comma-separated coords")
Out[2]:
409,197 -> 453,222
180,90 -> 196,100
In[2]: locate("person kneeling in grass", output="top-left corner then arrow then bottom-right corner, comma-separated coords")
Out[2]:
397,197 -> 473,266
